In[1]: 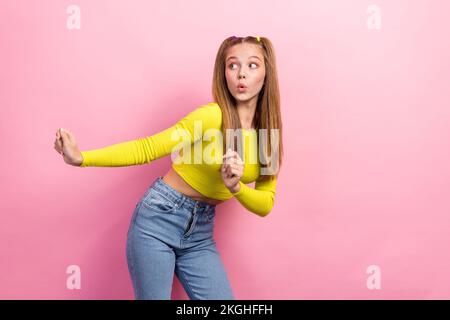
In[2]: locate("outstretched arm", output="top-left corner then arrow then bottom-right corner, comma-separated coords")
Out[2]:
79,103 -> 221,167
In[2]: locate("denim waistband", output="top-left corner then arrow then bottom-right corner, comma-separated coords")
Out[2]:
150,176 -> 216,214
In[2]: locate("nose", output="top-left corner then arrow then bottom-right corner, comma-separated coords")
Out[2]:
239,73 -> 246,79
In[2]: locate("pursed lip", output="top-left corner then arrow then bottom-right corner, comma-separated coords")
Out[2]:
237,83 -> 248,89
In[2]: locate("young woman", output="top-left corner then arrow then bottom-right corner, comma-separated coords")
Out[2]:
54,36 -> 283,300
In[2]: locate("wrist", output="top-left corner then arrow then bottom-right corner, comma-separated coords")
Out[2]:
75,152 -> 84,166
229,182 -> 241,194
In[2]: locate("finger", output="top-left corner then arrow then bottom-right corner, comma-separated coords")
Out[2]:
223,150 -> 238,158
224,163 -> 241,173
229,164 -> 242,172
223,153 -> 243,165
223,149 -> 236,157
54,137 -> 62,148
61,130 -> 73,145
60,127 -> 71,136
223,157 -> 232,165
231,151 -> 241,159
64,129 -> 74,139
223,149 -> 238,158
62,129 -> 71,141
223,154 -> 236,162
231,152 -> 243,163
229,173 -> 239,181
230,168 -> 240,176
54,145 -> 62,155
59,129 -> 67,141
227,167 -> 240,178
55,139 -> 63,150
222,149 -> 231,159
225,154 -> 241,164
65,130 -> 76,144
225,157 -> 237,165
223,167 -> 231,178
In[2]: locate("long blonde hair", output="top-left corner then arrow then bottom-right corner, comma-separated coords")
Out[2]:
212,36 -> 283,182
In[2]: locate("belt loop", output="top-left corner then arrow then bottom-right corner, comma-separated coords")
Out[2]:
193,201 -> 199,214
178,196 -> 185,209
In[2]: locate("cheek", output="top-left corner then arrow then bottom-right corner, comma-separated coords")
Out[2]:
250,74 -> 265,89
256,70 -> 266,84
225,71 -> 234,85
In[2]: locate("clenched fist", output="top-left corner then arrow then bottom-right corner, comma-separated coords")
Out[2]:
54,128 -> 84,166
221,148 -> 244,193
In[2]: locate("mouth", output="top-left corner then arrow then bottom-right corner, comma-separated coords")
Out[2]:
237,84 -> 248,92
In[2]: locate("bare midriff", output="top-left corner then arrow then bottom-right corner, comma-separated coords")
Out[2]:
162,167 -> 225,206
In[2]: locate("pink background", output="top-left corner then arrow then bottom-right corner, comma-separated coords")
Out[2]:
1,0 -> 450,299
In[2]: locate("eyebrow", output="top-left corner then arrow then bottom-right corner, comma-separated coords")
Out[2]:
226,55 -> 262,62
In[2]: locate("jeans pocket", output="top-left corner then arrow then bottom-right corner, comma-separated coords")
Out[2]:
141,190 -> 176,214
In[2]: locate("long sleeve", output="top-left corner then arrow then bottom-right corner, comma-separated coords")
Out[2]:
79,104 -> 221,167
231,175 -> 278,217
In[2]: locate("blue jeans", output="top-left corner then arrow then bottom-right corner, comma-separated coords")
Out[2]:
126,176 -> 234,300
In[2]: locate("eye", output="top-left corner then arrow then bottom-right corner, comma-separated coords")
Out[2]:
229,62 -> 259,70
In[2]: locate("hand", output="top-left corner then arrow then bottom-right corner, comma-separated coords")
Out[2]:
221,148 -> 244,193
54,128 -> 83,166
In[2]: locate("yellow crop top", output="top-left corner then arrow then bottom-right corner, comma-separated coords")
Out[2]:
80,102 -> 277,216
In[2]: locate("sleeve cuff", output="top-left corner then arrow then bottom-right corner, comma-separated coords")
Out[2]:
231,181 -> 246,196
79,151 -> 87,167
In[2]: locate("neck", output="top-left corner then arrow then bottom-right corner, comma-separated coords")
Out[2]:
236,96 -> 258,130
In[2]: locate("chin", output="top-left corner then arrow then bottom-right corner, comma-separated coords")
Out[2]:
235,93 -> 256,102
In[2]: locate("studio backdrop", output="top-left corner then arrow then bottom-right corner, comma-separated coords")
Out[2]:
1,0 -> 450,299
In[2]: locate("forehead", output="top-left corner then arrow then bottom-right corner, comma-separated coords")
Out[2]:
225,43 -> 264,61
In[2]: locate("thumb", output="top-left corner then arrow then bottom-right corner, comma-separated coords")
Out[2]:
59,128 -> 68,143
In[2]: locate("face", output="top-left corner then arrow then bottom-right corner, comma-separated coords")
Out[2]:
225,43 -> 266,104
